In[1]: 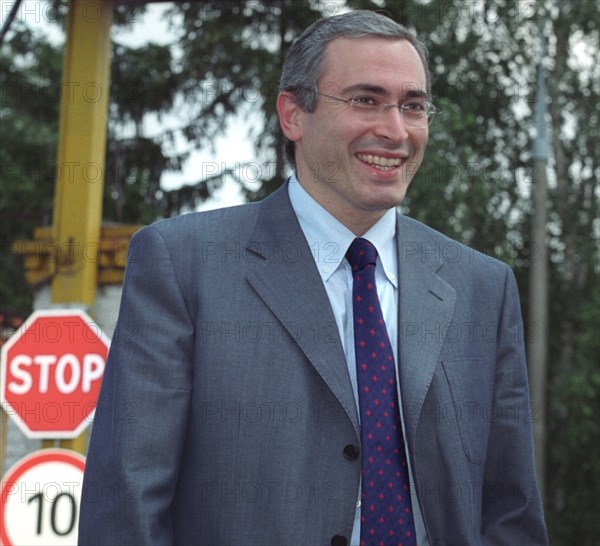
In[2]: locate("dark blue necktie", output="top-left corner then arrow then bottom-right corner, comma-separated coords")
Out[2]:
346,238 -> 417,546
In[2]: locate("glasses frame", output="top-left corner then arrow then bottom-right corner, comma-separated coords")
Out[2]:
312,89 -> 439,128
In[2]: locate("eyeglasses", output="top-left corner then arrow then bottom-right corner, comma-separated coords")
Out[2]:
314,90 -> 439,128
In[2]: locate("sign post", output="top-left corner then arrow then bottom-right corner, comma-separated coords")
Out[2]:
0,309 -> 109,439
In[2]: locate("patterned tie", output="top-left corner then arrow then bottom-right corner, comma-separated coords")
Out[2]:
346,238 -> 417,546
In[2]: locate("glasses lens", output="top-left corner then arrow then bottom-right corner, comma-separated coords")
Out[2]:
401,102 -> 430,128
347,97 -> 437,128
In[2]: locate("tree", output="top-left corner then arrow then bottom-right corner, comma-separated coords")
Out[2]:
0,21 -> 61,313
542,1 -> 599,542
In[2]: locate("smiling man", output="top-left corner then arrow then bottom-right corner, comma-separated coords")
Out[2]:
278,36 -> 429,236
79,10 -> 548,546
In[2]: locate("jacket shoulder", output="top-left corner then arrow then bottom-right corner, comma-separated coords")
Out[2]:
150,201 -> 262,242
397,213 -> 510,273
124,202 -> 262,263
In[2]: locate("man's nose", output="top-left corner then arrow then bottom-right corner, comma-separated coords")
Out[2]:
373,105 -> 411,142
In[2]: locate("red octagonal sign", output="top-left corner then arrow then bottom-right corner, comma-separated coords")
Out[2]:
1,309 -> 110,439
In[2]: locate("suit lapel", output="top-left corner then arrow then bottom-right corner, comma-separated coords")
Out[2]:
396,214 -> 457,447
244,184 -> 360,437
242,191 -> 456,443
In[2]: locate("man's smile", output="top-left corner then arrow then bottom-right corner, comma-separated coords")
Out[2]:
355,152 -> 405,171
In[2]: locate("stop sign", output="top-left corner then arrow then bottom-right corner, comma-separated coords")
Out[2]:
0,309 -> 110,439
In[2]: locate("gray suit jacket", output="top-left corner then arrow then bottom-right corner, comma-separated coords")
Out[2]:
79,183 -> 548,545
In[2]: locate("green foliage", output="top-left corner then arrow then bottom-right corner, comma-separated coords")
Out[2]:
0,23 -> 61,313
105,34 -> 185,223
546,287 -> 600,544
111,41 -> 181,127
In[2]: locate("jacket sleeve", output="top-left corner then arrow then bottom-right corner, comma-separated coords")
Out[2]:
481,266 -> 548,545
78,225 -> 194,545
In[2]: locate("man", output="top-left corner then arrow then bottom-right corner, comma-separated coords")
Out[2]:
79,10 -> 548,546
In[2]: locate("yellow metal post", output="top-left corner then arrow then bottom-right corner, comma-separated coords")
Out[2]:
51,0 -> 113,453
51,0 -> 113,306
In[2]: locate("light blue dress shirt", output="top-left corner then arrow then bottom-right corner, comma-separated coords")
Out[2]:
288,175 -> 428,545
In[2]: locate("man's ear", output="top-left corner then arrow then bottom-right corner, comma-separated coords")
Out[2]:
276,91 -> 304,142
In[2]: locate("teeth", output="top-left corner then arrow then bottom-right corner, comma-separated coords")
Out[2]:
356,153 -> 403,170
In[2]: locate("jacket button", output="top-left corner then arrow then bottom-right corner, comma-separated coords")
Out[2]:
343,444 -> 359,460
331,535 -> 347,546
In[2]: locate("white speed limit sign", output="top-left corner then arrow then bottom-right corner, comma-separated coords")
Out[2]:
1,449 -> 85,545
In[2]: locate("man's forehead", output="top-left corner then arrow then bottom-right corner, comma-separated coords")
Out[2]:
320,36 -> 427,90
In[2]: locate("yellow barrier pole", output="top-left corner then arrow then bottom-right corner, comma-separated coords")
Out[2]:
52,0 -> 113,306
50,0 -> 113,453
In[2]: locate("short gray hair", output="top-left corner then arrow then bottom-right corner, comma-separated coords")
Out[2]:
279,10 -> 431,168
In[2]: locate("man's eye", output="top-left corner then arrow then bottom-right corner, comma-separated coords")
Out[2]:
403,101 -> 426,111
350,96 -> 379,107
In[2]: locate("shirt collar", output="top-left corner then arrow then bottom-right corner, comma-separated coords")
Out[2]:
288,174 -> 398,287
